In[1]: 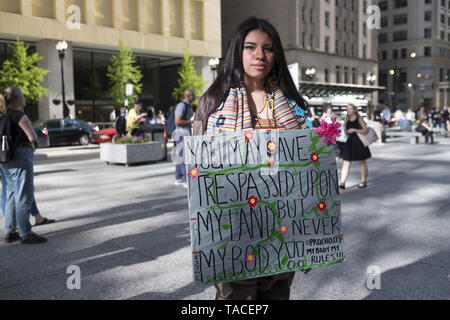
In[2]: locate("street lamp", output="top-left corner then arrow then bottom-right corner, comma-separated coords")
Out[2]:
208,58 -> 220,80
410,52 -> 417,58
367,74 -> 377,85
56,40 -> 70,118
305,67 -> 316,80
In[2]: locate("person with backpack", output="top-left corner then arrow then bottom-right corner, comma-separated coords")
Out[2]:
173,89 -> 195,187
0,87 -> 47,244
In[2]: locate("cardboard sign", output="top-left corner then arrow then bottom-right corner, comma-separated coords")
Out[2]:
184,129 -> 345,285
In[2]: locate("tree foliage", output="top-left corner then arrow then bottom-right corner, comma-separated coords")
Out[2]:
172,48 -> 205,104
107,40 -> 143,109
0,39 -> 49,101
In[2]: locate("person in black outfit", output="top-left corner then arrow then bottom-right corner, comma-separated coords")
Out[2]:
339,104 -> 371,189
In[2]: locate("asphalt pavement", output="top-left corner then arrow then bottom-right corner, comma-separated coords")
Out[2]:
0,136 -> 449,300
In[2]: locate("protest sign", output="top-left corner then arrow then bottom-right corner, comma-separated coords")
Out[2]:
184,129 -> 345,285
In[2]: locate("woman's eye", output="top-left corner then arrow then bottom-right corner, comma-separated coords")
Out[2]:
264,47 -> 274,52
244,45 -> 255,50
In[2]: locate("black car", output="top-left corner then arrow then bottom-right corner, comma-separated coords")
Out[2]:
35,119 -> 98,148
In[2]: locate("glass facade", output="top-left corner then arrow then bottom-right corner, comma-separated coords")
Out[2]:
73,49 -> 177,123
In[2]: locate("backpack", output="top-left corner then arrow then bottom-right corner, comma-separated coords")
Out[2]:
0,113 -> 14,163
165,102 -> 188,138
115,115 -> 127,137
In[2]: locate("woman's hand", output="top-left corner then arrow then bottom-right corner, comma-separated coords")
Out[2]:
346,128 -> 356,134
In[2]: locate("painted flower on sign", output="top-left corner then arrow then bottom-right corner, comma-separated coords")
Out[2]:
266,141 -> 277,153
310,152 -> 319,163
244,131 -> 254,141
246,254 -> 256,263
280,225 -> 288,235
188,167 -> 199,179
317,201 -> 327,212
313,117 -> 341,145
248,196 -> 258,208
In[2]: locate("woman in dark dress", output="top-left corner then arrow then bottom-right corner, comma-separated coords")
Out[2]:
339,104 -> 371,189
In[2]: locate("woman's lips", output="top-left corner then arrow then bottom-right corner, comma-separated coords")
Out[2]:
252,64 -> 266,70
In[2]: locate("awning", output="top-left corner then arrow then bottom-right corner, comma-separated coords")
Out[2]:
299,81 -> 386,98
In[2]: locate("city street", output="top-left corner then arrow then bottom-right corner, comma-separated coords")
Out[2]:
0,136 -> 449,300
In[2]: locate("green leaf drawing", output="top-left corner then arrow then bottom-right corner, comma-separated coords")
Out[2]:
221,224 -> 231,230
218,241 -> 230,251
282,254 -> 289,266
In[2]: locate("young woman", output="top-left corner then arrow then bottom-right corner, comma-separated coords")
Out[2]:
0,87 -> 47,244
194,17 -> 311,300
339,104 -> 371,189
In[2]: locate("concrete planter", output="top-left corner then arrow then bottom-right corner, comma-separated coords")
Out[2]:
100,141 -> 164,166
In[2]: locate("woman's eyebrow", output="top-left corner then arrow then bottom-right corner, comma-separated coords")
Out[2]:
244,41 -> 273,46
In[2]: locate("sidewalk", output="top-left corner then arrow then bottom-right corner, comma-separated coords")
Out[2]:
0,136 -> 449,300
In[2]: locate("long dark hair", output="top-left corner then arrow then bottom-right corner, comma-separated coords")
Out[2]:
195,17 -> 308,132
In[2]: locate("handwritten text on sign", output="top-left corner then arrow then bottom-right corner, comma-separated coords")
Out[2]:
185,130 -> 345,285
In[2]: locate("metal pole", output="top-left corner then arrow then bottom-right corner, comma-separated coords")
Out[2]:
59,51 -> 69,118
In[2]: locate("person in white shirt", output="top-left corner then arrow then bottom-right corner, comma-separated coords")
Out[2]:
405,108 -> 416,122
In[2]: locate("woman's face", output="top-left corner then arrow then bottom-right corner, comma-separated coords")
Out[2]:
242,29 -> 275,83
347,105 -> 355,116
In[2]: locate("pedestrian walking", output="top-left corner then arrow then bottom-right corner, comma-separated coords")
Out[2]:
431,107 -> 442,129
173,89 -> 195,188
339,104 -> 372,190
0,87 -> 47,244
194,17 -> 312,300
442,106 -> 449,133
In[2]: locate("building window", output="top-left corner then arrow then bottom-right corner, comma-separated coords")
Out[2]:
335,16 -> 339,30
344,67 -> 349,84
310,34 -> 314,49
381,50 -> 388,60
441,14 -> 446,24
352,68 -> 357,84
424,28 -> 432,38
190,0 -> 204,40
393,49 -> 399,59
379,33 -> 388,43
147,0 -> 162,34
393,30 -> 408,41
441,31 -> 446,40
325,36 -> 330,53
363,44 -> 367,59
401,48 -> 407,58
379,1 -> 388,10
335,40 -> 340,55
424,11 -> 432,21
325,11 -> 330,27
394,0 -> 408,8
325,69 -> 329,82
393,14 -> 408,25
336,66 -> 341,83
381,17 -> 388,28
302,33 -> 306,48
424,46 -> 431,56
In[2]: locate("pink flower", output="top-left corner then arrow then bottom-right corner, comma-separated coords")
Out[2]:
248,196 -> 258,208
244,131 -> 254,141
280,225 -> 288,235
313,117 -> 341,145
188,167 -> 199,179
246,254 -> 256,263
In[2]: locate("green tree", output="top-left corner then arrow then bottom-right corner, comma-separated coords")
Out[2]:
171,48 -> 205,105
107,40 -> 142,109
0,39 -> 49,101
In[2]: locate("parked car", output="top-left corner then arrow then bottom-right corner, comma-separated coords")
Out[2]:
34,119 -> 99,148
90,128 -> 117,144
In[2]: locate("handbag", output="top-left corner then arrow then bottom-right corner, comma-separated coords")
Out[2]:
357,128 -> 378,147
